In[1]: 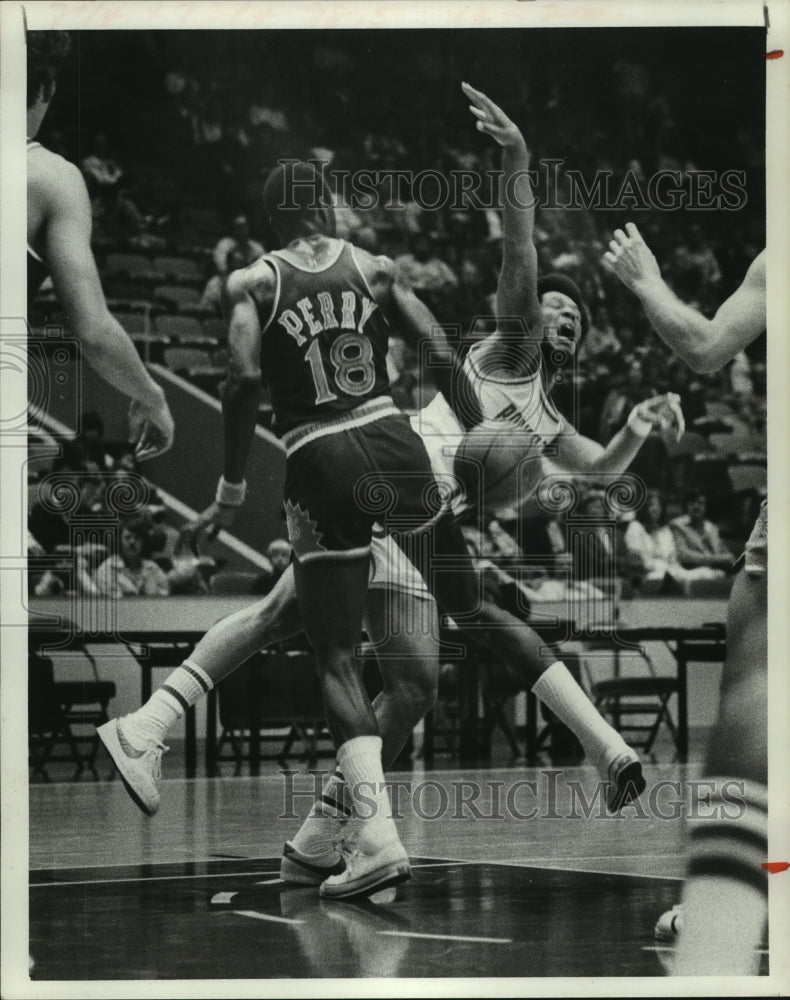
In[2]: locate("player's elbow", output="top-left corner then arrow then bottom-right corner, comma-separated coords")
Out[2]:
684,344 -> 723,375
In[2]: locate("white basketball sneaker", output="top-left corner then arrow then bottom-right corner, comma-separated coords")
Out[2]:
97,718 -> 167,817
320,827 -> 411,901
280,840 -> 346,885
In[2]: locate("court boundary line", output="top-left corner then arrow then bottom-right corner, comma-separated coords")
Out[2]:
29,854 -> 683,887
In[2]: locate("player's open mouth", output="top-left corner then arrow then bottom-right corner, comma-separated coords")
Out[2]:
558,322 -> 576,339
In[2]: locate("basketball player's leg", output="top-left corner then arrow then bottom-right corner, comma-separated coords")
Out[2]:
284,580 -> 439,884
425,512 -> 644,810
672,566 -> 767,975
98,566 -> 303,816
287,427 -> 434,899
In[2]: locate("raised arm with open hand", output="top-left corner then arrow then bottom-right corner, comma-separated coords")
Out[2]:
603,223 -> 765,373
462,82 -> 541,355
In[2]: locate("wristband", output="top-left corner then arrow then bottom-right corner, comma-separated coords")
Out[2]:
627,408 -> 653,438
215,476 -> 247,507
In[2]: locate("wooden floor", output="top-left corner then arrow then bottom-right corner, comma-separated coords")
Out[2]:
24,755 -> 770,984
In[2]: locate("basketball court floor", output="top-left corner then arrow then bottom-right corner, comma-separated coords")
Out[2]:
27,761 -> 770,981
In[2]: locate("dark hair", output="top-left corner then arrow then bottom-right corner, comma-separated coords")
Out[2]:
27,31 -> 71,109
118,515 -> 153,555
537,273 -> 590,339
682,489 -> 706,509
636,488 -> 665,527
262,160 -> 334,243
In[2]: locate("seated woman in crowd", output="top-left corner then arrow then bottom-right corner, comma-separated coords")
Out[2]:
94,516 -> 171,598
622,489 -> 726,593
669,490 -> 733,572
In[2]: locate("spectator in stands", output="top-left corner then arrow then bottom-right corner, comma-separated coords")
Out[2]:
252,538 -> 292,595
200,247 -> 248,315
212,214 -> 264,275
29,460 -> 104,556
670,490 -> 733,572
395,233 -> 458,296
570,490 -> 619,590
623,489 -> 724,593
622,489 -> 686,590
81,132 -> 123,195
94,516 -> 171,597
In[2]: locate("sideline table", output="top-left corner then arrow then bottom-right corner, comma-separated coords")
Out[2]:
27,594 -> 728,771
28,596 -> 252,777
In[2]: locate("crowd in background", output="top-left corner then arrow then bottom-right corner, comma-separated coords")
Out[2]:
32,30 -> 766,603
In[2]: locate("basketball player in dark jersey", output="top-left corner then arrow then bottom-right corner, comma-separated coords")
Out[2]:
26,31 -> 173,459
102,158 -> 458,899
606,226 -> 768,975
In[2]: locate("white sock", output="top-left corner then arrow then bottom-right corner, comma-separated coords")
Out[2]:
121,660 -> 213,750
337,735 -> 397,848
673,779 -> 768,976
290,768 -> 352,857
531,661 -> 627,772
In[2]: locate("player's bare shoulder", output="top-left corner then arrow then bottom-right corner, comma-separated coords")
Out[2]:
351,246 -> 396,304
28,146 -> 86,206
227,255 -> 278,309
28,146 -> 89,239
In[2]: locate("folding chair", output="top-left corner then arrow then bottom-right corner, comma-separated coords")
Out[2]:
583,649 -> 680,760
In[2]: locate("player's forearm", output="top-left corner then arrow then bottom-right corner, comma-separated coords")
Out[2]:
221,375 -> 260,483
500,138 -> 535,255
79,315 -> 164,408
632,277 -> 721,373
497,140 -> 541,343
586,424 -> 647,476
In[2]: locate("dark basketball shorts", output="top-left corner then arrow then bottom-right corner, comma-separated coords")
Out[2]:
282,397 -> 448,564
733,498 -> 767,577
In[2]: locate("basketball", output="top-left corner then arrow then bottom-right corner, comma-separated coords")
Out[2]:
454,418 -> 546,511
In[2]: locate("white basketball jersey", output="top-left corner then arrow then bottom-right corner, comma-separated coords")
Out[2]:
461,340 -> 564,448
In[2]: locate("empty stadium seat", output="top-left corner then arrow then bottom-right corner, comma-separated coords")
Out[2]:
153,256 -> 205,281
153,285 -> 201,310
155,313 -> 203,338
104,253 -> 158,281
103,279 -> 154,301
113,312 -> 148,335
163,346 -> 217,372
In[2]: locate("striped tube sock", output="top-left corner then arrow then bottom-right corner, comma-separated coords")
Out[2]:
121,660 -> 213,750
673,778 -> 768,976
290,768 -> 353,857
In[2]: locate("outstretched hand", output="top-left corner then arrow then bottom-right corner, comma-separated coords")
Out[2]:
602,222 -> 662,293
632,392 -> 686,443
462,81 -> 525,149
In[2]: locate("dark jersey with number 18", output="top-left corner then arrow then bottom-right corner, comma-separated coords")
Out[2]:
257,238 -> 391,435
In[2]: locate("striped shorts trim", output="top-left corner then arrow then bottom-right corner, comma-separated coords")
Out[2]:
281,397 -> 400,456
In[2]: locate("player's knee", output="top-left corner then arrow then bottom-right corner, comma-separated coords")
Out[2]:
392,670 -> 437,719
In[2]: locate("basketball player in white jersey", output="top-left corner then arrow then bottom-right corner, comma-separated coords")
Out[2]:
605,225 -> 768,976
27,31 -> 173,459
97,85 -> 684,893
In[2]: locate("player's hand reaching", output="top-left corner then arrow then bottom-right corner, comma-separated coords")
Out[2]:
180,501 -> 239,547
629,392 -> 686,443
129,387 -> 175,461
602,223 -> 662,293
462,82 -> 526,149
